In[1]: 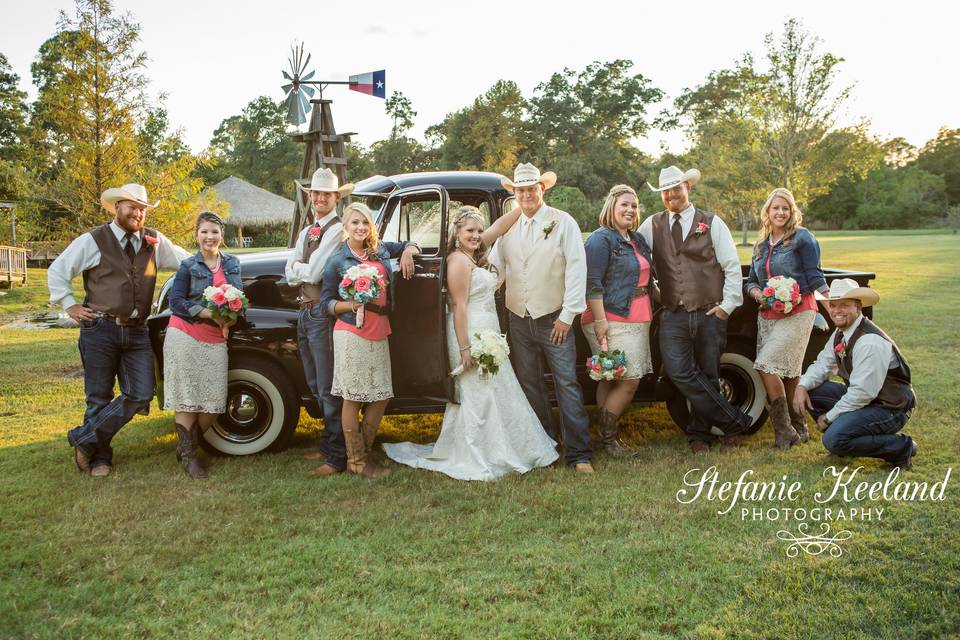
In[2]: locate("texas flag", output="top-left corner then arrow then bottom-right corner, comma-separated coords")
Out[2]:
348,70 -> 386,99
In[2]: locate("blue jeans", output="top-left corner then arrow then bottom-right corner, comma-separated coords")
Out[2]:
508,310 -> 592,465
297,306 -> 345,471
659,309 -> 751,443
807,381 -> 913,463
67,319 -> 155,467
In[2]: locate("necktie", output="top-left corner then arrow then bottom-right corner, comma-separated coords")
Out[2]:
671,214 -> 683,252
523,218 -> 535,246
123,232 -> 137,263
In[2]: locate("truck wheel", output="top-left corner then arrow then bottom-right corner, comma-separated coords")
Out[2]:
199,355 -> 300,456
664,345 -> 768,435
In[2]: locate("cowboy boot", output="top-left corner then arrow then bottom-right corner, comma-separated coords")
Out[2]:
769,396 -> 800,450
175,424 -> 208,479
190,422 -> 209,474
342,421 -> 367,475
361,418 -> 379,456
788,404 -> 810,444
598,408 -> 638,458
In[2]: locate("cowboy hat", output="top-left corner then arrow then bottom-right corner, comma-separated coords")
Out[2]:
647,165 -> 701,192
100,183 -> 160,213
814,278 -> 880,307
500,163 -> 557,193
296,168 -> 354,197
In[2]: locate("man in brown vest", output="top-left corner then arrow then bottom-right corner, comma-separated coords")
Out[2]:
48,183 -> 190,477
639,166 -> 752,452
285,168 -> 354,476
794,279 -> 917,468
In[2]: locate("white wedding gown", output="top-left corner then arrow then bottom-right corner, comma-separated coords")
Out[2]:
382,267 -> 559,480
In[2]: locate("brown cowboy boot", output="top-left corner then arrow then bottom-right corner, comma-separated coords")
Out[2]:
769,396 -> 800,450
361,418 -> 379,456
175,423 -> 208,479
598,408 -> 638,458
788,404 -> 810,444
343,421 -> 389,478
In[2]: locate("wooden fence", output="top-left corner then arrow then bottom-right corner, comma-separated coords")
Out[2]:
0,246 -> 28,287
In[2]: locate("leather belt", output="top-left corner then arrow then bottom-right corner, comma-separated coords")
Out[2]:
298,298 -> 321,310
633,286 -> 649,298
94,311 -> 144,326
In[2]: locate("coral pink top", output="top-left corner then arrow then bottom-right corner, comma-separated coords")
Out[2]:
759,241 -> 818,320
334,259 -> 391,341
169,267 -> 228,344
581,243 -> 652,324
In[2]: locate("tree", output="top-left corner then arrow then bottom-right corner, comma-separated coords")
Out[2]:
203,96 -> 301,196
0,52 -> 29,205
384,91 -> 415,138
854,165 -> 946,229
914,127 -> 960,205
368,92 -> 430,176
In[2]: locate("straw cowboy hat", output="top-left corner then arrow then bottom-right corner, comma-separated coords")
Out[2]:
100,183 -> 160,214
296,168 -> 354,197
815,278 -> 880,307
648,165 -> 702,192
500,163 -> 557,193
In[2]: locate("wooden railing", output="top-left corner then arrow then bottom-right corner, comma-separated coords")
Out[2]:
0,245 -> 28,286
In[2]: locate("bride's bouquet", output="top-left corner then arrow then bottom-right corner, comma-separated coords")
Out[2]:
339,264 -> 386,328
761,275 -> 802,314
586,338 -> 627,381
203,283 -> 248,338
450,330 -> 510,379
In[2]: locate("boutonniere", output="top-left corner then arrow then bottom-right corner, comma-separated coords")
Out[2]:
143,235 -> 158,246
307,225 -> 322,242
834,341 -> 847,359
542,221 -> 557,239
694,222 -> 710,237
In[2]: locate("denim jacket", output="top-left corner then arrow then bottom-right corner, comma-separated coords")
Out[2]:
584,226 -> 654,318
320,241 -> 409,326
744,227 -> 827,296
169,252 -> 243,323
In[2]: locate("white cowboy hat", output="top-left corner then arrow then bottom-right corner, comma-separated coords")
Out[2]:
296,168 -> 354,197
814,278 -> 880,307
100,183 -> 160,213
647,165 -> 702,192
500,163 -> 557,193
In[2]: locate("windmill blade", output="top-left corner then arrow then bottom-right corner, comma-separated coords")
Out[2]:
286,92 -> 307,126
301,69 -> 315,82
281,83 -> 294,96
282,70 -> 294,82
301,52 -> 312,76
301,84 -> 316,98
297,92 -> 310,119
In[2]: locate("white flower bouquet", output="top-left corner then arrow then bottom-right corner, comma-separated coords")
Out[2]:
450,330 -> 510,378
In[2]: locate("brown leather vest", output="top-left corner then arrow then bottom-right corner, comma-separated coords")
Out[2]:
82,224 -> 158,322
651,208 -> 725,311
299,217 -> 340,303
835,317 -> 916,412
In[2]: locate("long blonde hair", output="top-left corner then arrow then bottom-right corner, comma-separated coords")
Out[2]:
446,205 -> 489,268
756,187 -> 803,254
598,184 -> 641,231
341,202 -> 380,258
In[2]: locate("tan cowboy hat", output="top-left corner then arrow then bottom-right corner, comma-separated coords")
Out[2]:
296,167 -> 354,197
500,163 -> 557,193
647,165 -> 701,192
100,183 -> 160,213
815,278 -> 880,307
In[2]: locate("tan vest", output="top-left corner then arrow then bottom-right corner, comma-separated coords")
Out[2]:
299,217 -> 340,303
651,208 -> 725,311
82,224 -> 158,322
498,206 -> 569,319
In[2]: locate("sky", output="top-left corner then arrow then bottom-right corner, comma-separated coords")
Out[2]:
3,0 -> 959,157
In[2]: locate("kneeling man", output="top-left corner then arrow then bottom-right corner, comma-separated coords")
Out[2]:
793,279 -> 917,469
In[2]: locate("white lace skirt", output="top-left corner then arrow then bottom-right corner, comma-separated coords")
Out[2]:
331,330 -> 393,402
755,310 -> 816,378
581,321 -> 653,379
162,326 -> 228,413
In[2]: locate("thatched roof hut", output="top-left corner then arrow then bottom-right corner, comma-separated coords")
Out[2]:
205,176 -> 294,246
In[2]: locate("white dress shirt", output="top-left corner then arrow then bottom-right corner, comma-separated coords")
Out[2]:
489,203 -> 587,325
638,203 -> 743,316
284,212 -> 343,285
799,315 -> 897,422
47,221 -> 191,310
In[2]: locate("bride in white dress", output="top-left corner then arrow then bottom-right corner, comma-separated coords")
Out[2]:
383,206 -> 559,480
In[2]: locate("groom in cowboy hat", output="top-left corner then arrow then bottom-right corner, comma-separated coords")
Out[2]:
638,166 -> 752,453
48,183 -> 190,477
287,167 -> 419,476
490,162 -> 593,473
794,279 -> 917,469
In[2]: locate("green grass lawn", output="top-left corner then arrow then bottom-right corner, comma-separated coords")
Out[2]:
1,233 -> 958,639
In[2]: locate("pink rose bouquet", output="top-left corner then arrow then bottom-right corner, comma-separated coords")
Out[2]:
338,263 -> 385,328
761,275 -> 801,315
202,283 -> 248,337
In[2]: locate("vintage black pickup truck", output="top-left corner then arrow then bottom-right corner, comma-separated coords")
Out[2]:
148,171 -> 876,456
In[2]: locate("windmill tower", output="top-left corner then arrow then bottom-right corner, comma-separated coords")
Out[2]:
280,44 -> 385,247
